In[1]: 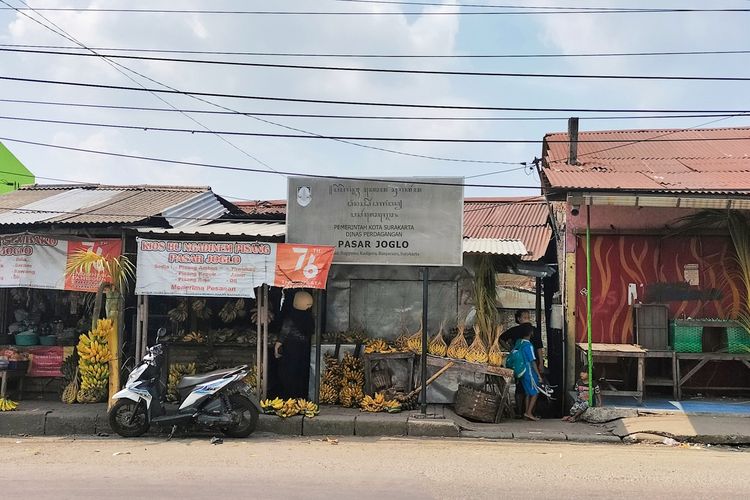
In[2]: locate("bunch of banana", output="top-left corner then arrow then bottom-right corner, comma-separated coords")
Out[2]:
0,398 -> 19,411
276,398 -> 301,418
250,307 -> 274,324
427,321 -> 448,357
77,386 -> 106,404
364,338 -> 397,354
168,300 -> 189,323
79,361 -> 109,392
319,383 -> 338,404
218,299 -> 247,324
243,365 -> 258,390
182,331 -> 206,343
406,319 -> 424,353
301,400 -> 319,418
488,330 -> 505,366
465,327 -> 489,364
447,324 -> 469,360
260,397 -> 284,414
359,392 -> 387,412
167,362 -> 196,401
77,335 -> 111,364
191,299 -> 212,319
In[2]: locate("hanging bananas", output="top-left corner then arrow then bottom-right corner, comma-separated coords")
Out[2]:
168,300 -> 189,323
0,398 -> 19,411
167,362 -> 197,401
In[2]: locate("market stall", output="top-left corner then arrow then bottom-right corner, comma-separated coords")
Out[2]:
134,237 -> 335,400
0,234 -> 123,404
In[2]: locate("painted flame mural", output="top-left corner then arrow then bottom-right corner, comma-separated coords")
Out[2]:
574,235 -> 741,344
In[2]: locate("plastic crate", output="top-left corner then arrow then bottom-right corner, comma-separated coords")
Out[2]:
726,326 -> 750,354
671,324 -> 703,353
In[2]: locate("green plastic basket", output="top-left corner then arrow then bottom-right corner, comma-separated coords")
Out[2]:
726,327 -> 750,354
672,324 -> 702,353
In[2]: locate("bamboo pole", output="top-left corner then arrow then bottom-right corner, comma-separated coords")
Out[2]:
586,204 -> 594,406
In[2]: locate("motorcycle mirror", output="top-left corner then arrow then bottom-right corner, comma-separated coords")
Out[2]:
156,327 -> 166,342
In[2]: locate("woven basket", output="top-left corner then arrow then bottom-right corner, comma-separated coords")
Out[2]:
453,384 -> 500,423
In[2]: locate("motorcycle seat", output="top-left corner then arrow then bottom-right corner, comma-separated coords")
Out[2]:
178,367 -> 238,389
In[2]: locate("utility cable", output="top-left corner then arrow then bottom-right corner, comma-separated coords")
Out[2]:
1,97 -> 747,122
3,75 -> 750,114
4,43 -> 750,59
3,113 -> 750,144
2,0 -> 282,176
0,6 -> 748,15
6,46 -> 750,81
4,2 -> 512,165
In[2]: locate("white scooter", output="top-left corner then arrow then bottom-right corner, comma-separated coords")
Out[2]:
108,329 -> 260,438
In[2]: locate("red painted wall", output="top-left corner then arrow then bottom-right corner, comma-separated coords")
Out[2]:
574,234 -> 741,344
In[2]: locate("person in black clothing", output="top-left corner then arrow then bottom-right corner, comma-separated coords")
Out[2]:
273,290 -> 314,399
500,309 -> 544,374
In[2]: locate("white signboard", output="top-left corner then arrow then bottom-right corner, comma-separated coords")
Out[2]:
287,177 -> 464,266
135,238 -> 335,297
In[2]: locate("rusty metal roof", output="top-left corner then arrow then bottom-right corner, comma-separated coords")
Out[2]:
463,198 -> 552,261
542,126 -> 750,194
0,184 -> 230,227
235,197 -> 553,261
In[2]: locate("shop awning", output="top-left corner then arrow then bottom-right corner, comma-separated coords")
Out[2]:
136,221 -> 285,238
462,238 -> 528,257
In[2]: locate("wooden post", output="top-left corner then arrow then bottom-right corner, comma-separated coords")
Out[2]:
568,117 -> 579,165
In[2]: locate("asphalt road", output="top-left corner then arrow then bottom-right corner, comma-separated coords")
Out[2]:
2,435 -> 748,499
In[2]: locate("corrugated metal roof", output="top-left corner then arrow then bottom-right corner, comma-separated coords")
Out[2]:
463,238 -> 527,256
162,191 -> 228,228
137,221 -> 285,238
0,188 -> 123,225
233,197 -> 553,261
542,126 -> 750,194
0,184 -> 228,226
234,200 -> 286,217
463,199 -> 551,261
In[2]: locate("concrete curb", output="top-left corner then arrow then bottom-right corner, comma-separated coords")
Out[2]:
355,413 -> 408,437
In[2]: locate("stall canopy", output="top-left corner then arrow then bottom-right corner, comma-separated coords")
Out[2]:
135,238 -> 335,297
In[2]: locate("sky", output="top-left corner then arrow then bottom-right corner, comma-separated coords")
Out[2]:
0,0 -> 749,202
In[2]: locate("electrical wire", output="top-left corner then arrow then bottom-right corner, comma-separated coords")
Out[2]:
0,134 -> 543,190
3,113 -> 750,144
4,43 -> 749,59
1,97 -> 746,122
1,0 -> 283,177
4,1 -> 515,166
6,46 -> 750,81
3,75 -> 750,114
0,6 -> 748,15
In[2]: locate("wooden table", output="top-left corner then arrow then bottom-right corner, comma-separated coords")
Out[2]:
675,352 -> 750,399
577,343 -> 646,403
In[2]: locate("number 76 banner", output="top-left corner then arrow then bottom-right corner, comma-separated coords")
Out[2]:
135,238 -> 335,298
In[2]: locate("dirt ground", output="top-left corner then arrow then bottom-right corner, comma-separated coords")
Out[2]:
2,435 -> 749,499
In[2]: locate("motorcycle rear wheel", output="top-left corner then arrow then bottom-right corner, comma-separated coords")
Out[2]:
221,394 -> 258,438
109,399 -> 150,438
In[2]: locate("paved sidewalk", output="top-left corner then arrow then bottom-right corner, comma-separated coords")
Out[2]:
1,400 -> 748,445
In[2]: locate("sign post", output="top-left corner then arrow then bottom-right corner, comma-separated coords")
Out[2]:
287,177 -> 464,413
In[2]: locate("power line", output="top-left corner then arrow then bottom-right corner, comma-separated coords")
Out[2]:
6,1 -> 515,166
0,134 -> 542,190
4,43 -> 750,60
7,46 -> 750,81
4,75 -> 750,114
2,134 -> 749,197
2,97 -> 747,122
0,6 -> 748,15
4,113 -> 750,144
2,0 -> 284,178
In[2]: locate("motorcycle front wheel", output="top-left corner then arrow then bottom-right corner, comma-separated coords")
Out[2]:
221,394 -> 259,438
109,399 -> 150,438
